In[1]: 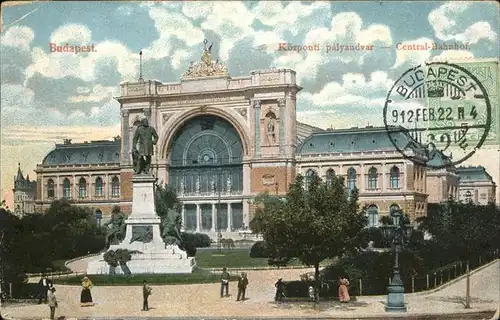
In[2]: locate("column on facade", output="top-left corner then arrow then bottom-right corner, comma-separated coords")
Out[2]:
254,100 -> 261,157
105,174 -> 109,199
56,176 -> 61,199
121,109 -> 130,164
403,164 -> 408,191
227,203 -> 232,232
382,163 -> 386,192
72,175 -> 76,199
277,98 -> 286,155
88,174 -> 92,200
360,164 -> 365,191
211,203 -> 216,231
196,204 -> 201,232
180,204 -> 186,231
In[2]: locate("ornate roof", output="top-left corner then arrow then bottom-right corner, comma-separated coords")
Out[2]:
298,126 -> 417,154
426,150 -> 455,171
182,39 -> 228,78
42,139 -> 121,166
456,166 -> 495,183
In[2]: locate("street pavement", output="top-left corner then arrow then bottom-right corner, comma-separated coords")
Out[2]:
2,260 -> 498,320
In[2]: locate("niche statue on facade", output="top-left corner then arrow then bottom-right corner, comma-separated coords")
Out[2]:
266,113 -> 276,143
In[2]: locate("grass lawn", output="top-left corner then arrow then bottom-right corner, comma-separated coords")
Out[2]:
52,268 -> 239,286
195,249 -> 306,268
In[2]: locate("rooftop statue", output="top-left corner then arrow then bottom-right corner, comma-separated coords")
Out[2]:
132,118 -> 159,175
182,39 -> 228,77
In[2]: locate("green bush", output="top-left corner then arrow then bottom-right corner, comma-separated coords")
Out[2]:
182,232 -> 211,250
52,268 -> 238,286
8,283 -> 40,299
249,241 -> 269,258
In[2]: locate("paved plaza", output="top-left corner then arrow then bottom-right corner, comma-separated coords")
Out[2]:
2,259 -> 498,319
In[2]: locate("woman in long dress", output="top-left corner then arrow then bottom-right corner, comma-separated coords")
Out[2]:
338,277 -> 350,303
80,276 -> 94,307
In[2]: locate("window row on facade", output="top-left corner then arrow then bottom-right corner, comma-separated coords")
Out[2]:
45,176 -> 120,199
304,166 -> 402,190
365,203 -> 401,228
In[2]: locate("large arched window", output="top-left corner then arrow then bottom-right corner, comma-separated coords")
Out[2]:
325,169 -> 335,187
47,179 -> 55,198
347,167 -> 357,190
63,178 -> 71,199
367,205 -> 379,227
168,115 -> 244,197
390,166 -> 400,189
368,167 -> 378,189
305,169 -> 316,190
111,176 -> 120,197
95,177 -> 103,197
78,177 -> 87,198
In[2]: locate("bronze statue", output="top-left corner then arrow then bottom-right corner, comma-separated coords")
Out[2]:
132,118 -> 159,174
104,205 -> 126,247
161,208 -> 184,248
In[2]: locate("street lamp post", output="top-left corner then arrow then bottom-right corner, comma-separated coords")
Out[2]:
382,209 -> 412,312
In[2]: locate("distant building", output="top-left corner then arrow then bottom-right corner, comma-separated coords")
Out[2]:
456,166 -> 497,205
34,137 -> 122,221
297,126 -> 429,225
425,152 -> 460,203
12,163 -> 37,216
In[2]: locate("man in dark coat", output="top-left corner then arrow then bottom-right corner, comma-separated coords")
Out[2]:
220,267 -> 230,298
132,118 -> 158,174
38,275 -> 53,304
236,272 -> 248,301
142,280 -> 152,311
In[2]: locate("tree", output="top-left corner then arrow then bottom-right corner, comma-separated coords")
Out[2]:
417,198 -> 500,262
257,173 -> 367,299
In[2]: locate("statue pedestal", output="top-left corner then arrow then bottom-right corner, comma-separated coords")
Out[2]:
86,174 -> 196,275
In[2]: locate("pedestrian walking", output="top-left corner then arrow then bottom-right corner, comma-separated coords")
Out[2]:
142,280 -> 152,311
338,276 -> 350,303
80,276 -> 94,307
47,287 -> 58,320
236,272 -> 248,301
220,267 -> 230,298
274,278 -> 285,302
38,274 -> 53,304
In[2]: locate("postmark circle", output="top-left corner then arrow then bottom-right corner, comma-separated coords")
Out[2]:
383,62 -> 491,169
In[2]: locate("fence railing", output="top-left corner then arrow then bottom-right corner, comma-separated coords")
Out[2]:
349,249 -> 499,296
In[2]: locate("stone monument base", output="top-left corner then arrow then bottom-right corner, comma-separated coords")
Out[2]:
86,173 -> 196,275
87,244 -> 196,275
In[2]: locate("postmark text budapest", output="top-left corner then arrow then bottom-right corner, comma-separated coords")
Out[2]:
383,62 -> 491,169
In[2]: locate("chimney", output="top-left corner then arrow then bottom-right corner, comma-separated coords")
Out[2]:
63,139 -> 72,145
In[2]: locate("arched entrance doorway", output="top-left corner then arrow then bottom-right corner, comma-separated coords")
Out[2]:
168,115 -> 244,232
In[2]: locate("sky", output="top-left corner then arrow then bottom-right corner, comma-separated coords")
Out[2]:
1,1 -> 499,207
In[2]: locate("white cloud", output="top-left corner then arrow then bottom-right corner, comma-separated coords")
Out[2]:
273,12 -> 392,83
50,24 -> 92,45
392,37 -> 433,69
429,2 -> 497,44
171,49 -> 190,70
253,1 -> 330,36
430,49 -> 474,62
26,38 -> 139,83
143,6 -> 205,61
455,22 -> 497,44
299,71 -> 393,108
68,85 -> 117,103
1,25 -> 35,51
